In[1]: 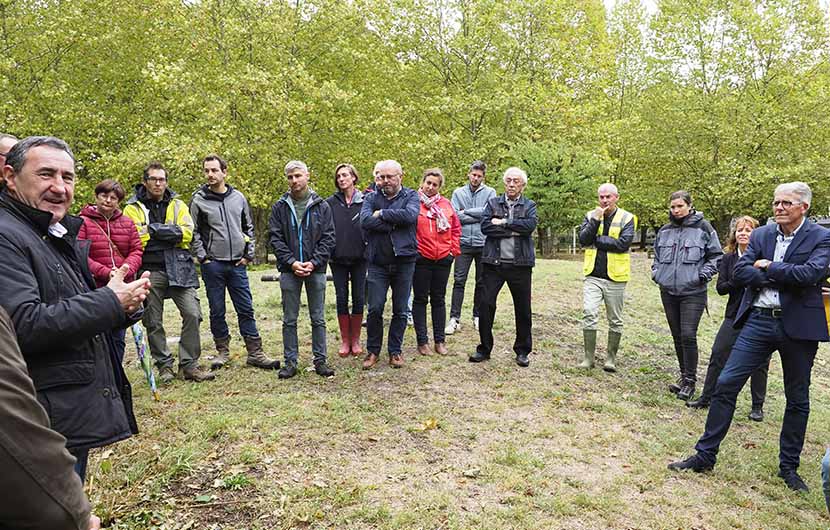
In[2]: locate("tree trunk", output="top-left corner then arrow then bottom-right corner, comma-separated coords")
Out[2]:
252,206 -> 270,265
537,227 -> 556,258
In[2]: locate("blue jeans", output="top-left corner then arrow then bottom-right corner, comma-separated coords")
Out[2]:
366,261 -> 416,356
330,261 -> 367,315
201,260 -> 259,339
280,271 -> 327,364
695,309 -> 817,471
71,447 -> 89,483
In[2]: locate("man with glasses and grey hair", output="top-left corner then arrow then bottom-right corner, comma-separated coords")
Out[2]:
669,182 -> 830,493
360,159 -> 420,369
469,167 -> 538,367
269,160 -> 336,379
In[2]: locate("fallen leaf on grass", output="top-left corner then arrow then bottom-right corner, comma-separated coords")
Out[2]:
416,418 -> 439,431
742,442 -> 758,449
462,468 -> 481,478
194,494 -> 213,503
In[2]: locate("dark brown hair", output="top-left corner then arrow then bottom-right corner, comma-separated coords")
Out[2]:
334,163 -> 359,190
94,179 -> 126,201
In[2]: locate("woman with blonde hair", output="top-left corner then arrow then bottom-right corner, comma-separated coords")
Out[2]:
687,215 -> 770,421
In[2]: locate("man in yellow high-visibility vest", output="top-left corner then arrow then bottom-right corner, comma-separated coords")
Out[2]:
578,183 -> 637,372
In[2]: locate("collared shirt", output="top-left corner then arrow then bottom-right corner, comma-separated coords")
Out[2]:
754,217 -> 806,309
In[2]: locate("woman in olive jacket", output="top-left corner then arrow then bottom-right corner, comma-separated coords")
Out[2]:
652,190 -> 723,402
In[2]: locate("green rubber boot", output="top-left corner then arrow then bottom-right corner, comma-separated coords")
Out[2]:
604,331 -> 622,373
579,329 -> 596,369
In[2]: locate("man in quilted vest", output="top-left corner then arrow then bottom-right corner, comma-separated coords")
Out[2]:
577,183 -> 637,372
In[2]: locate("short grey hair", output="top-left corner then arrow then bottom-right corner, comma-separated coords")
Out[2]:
598,183 -> 618,195
284,160 -> 308,175
775,181 -> 812,207
373,159 -> 403,177
503,167 -> 527,185
5,136 -> 75,173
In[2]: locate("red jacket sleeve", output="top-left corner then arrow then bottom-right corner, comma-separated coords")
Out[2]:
450,201 -> 461,256
78,219 -> 111,285
123,217 -> 144,277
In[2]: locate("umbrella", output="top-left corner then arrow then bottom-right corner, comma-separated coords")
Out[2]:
131,322 -> 159,401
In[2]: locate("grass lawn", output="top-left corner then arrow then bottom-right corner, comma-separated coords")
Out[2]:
87,255 -> 830,529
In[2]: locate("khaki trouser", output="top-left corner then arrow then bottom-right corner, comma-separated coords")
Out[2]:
144,270 -> 203,369
583,276 -> 626,334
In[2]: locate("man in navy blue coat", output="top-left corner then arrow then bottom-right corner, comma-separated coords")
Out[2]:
669,181 -> 830,492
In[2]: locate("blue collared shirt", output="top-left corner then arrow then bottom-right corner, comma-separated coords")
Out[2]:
754,217 -> 806,309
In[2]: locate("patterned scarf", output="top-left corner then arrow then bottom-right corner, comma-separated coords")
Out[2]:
419,191 -> 450,232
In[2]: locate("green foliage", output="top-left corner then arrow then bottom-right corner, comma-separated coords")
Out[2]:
509,140 -> 608,233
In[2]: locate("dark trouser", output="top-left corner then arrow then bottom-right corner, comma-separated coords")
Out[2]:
450,246 -> 484,320
330,260 -> 367,315
201,260 -> 259,339
695,309 -> 817,471
476,263 -> 532,356
366,261 -> 416,356
660,290 -> 707,382
112,327 -> 127,365
699,317 -> 770,407
70,447 -> 89,483
413,255 -> 453,345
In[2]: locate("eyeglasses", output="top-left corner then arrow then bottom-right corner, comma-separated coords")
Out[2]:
772,200 -> 801,209
146,177 -> 167,184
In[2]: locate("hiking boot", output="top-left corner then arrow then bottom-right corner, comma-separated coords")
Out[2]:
278,361 -> 298,379
362,352 -> 379,370
244,336 -> 280,370
336,314 -> 351,358
468,351 -> 490,363
677,382 -> 696,401
179,364 -> 216,382
210,335 -> 231,370
314,361 -> 335,377
349,314 -> 363,356
603,330 -> 621,373
668,377 -> 683,395
158,365 -> 176,384
778,469 -> 809,492
667,454 -> 714,473
445,317 -> 460,335
579,329 -> 596,369
434,342 -> 448,355
389,353 -> 404,368
748,407 -> 764,422
417,343 -> 431,356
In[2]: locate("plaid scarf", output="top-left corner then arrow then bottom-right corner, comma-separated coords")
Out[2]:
419,191 -> 450,232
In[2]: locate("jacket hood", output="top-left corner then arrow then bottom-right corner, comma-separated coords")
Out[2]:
80,204 -> 123,221
194,184 -> 236,201
127,183 -> 177,205
332,189 -> 364,206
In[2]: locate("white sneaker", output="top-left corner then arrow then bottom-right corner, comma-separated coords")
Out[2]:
474,317 -> 479,331
445,317 -> 461,335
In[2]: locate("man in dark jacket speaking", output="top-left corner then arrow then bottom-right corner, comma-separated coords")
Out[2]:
0,136 -> 151,482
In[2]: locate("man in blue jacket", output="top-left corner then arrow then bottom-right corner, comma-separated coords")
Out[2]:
669,182 -> 830,492
469,167 -> 538,367
268,160 -> 336,379
360,160 -> 420,369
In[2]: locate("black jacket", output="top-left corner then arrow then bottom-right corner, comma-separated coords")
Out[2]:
481,194 -> 538,267
326,190 -> 366,263
716,251 -> 743,319
0,192 -> 138,451
268,190 -> 336,273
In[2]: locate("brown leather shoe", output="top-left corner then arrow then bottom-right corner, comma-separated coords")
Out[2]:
434,342 -> 448,355
179,364 -> 216,382
417,343 -> 431,356
362,352 -> 379,370
389,353 -> 404,368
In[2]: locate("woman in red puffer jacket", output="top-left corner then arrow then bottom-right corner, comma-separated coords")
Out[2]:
78,179 -> 144,363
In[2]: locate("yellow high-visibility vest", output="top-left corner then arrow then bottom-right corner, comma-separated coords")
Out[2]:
123,197 -> 193,250
583,207 -> 637,282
